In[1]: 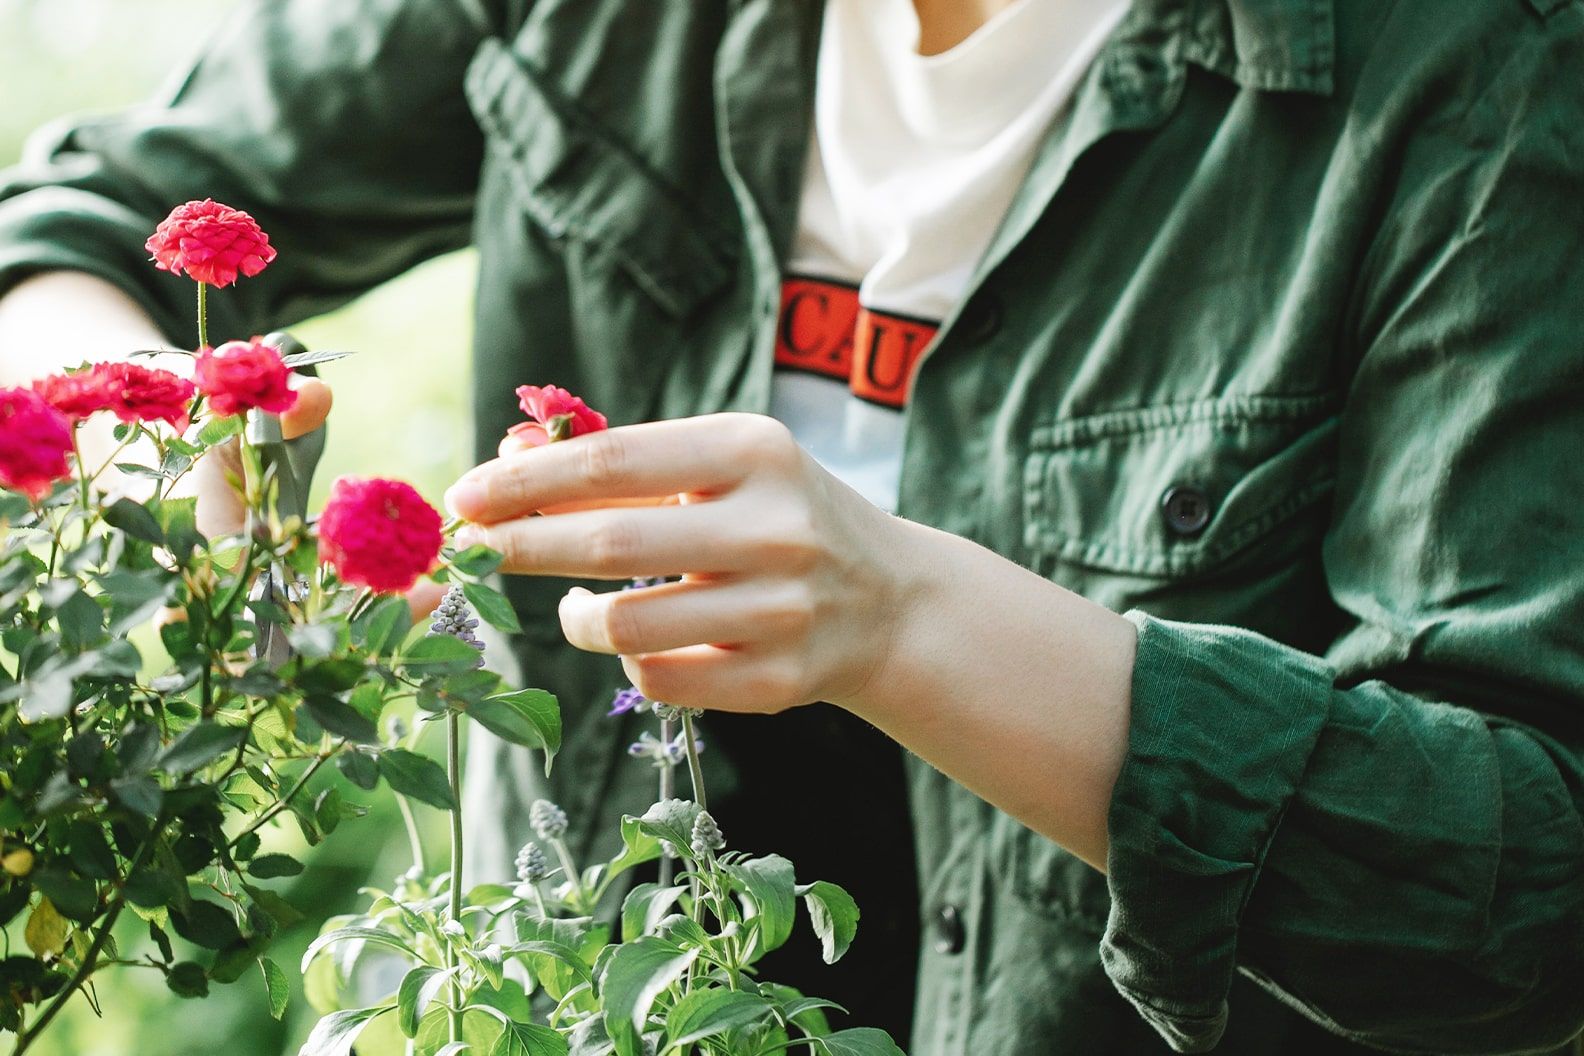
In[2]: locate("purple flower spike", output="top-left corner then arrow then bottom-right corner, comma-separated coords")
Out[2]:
609,686 -> 648,717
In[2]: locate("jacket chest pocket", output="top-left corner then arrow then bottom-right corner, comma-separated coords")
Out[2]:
1022,394 -> 1339,590
463,36 -> 737,321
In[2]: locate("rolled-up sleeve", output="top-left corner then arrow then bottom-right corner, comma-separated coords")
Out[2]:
0,0 -> 497,350
1100,9 -> 1584,1054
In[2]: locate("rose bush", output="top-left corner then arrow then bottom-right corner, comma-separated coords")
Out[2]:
0,200 -> 905,1056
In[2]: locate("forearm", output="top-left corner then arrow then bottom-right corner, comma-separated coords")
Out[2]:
0,271 -> 176,383
0,271 -> 187,463
837,517 -> 1137,871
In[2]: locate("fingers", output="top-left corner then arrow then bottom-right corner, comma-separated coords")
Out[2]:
406,578 -> 448,620
558,577 -> 815,655
454,500 -> 758,579
447,414 -> 793,524
281,377 -> 332,439
619,646 -> 809,715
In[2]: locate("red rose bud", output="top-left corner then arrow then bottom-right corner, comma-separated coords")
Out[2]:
318,476 -> 444,594
146,199 -> 276,289
195,338 -> 298,418
513,384 -> 607,446
0,387 -> 75,500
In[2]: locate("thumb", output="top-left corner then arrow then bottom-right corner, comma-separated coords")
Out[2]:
281,376 -> 332,439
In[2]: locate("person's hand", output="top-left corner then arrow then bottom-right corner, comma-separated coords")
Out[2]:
444,413 -> 920,714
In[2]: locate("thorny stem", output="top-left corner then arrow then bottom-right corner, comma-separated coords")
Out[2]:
446,710 -> 464,1046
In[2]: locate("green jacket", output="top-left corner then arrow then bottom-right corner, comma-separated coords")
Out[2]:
3,0 -> 1583,1053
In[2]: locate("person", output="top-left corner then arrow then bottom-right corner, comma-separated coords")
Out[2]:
1,0 -> 1581,1052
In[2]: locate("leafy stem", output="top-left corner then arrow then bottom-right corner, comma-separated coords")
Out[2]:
227,747 -> 333,850
12,828 -> 163,1055
445,709 -> 464,1046
681,712 -> 707,812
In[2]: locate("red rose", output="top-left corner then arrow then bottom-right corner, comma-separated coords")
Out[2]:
194,338 -> 298,417
512,384 -> 607,446
145,199 -> 276,289
0,387 -> 75,500
33,370 -> 114,422
318,476 -> 444,594
100,363 -> 197,431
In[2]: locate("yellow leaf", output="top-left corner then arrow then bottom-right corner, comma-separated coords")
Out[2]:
25,897 -> 68,957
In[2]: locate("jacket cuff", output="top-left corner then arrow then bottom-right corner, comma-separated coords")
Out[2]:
0,186 -> 241,350
1100,610 -> 1334,1052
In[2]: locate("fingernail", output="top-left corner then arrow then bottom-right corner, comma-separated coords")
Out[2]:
444,480 -> 483,518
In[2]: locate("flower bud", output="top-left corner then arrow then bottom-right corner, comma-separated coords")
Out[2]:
690,810 -> 725,857
2,848 -> 34,877
514,841 -> 548,883
530,799 -> 569,841
428,584 -> 486,666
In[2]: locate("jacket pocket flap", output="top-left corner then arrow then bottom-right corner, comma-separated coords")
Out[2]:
465,37 -> 734,319
1023,394 -> 1339,578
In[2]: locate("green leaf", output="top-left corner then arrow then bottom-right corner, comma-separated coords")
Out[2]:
619,883 -> 687,944
170,899 -> 242,950
377,748 -> 457,811
401,633 -> 484,674
796,880 -> 860,965
461,582 -> 520,633
606,817 -> 663,885
31,866 -> 99,921
600,936 -> 698,1056
158,721 -> 246,775
397,965 -> 449,1038
56,589 -> 103,649
449,545 -> 503,578
67,821 -> 117,880
260,957 -> 290,1020
298,1005 -> 393,1056
289,623 -> 341,660
304,696 -> 379,744
211,941 -> 259,984
301,925 -> 420,974
336,750 -> 380,791
489,1020 -> 568,1056
166,961 -> 209,999
468,689 -> 560,765
197,415 -> 244,447
634,799 -> 701,856
358,595 -> 412,657
722,855 -> 797,959
817,1029 -> 907,1056
103,498 -> 164,544
247,853 -> 304,879
666,989 -> 774,1049
24,898 -> 68,957
280,347 -> 356,369
111,776 -> 164,818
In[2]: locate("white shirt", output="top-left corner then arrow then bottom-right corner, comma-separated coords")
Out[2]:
770,0 -> 1131,511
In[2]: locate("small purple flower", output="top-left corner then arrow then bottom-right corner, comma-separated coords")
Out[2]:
626,731 -> 705,770
623,576 -> 667,591
609,686 -> 648,717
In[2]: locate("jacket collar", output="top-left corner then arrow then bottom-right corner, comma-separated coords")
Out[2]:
1180,0 -> 1336,95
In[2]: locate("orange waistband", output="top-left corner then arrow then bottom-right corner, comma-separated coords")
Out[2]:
774,275 -> 939,410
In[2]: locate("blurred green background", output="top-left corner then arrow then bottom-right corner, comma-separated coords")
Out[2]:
1,0 -> 478,1051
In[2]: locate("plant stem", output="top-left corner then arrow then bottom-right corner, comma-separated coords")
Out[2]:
395,792 -> 426,874
196,282 -> 208,350
12,834 -> 160,1054
681,712 -> 707,812
658,715 -> 675,888
228,750 -> 331,849
446,710 -> 464,1046
549,837 -> 581,903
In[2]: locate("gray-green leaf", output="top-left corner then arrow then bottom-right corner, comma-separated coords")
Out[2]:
796,880 -> 860,964
378,748 -> 457,810
599,936 -> 698,1056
